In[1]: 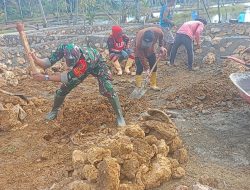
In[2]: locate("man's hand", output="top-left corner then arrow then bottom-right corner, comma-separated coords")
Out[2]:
160,47 -> 167,57
32,73 -> 46,81
29,52 -> 38,62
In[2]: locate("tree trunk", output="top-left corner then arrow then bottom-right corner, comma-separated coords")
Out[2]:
56,0 -> 60,23
28,0 -> 33,17
38,0 -> 48,27
3,0 -> 7,24
135,0 -> 140,22
217,0 -> 221,23
18,0 -> 23,19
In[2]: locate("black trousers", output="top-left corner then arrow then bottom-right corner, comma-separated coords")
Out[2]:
170,33 -> 194,70
135,53 -> 157,75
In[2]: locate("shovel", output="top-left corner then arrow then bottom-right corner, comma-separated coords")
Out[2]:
130,57 -> 161,99
220,55 -> 250,68
0,89 -> 29,102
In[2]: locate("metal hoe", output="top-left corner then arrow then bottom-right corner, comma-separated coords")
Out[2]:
130,57 -> 161,99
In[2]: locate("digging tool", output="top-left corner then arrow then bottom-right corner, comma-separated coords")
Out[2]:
16,22 -> 40,74
0,89 -> 29,102
130,57 -> 161,99
220,55 -> 250,68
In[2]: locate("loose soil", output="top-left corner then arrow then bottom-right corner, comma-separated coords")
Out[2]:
0,53 -> 249,190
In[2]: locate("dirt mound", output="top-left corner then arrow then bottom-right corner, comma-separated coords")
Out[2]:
50,110 -> 187,190
163,65 -> 244,111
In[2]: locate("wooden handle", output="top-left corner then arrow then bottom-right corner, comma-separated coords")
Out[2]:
16,22 -> 39,73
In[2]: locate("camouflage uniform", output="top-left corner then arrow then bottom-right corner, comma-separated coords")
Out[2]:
49,45 -> 114,98
45,44 -> 126,126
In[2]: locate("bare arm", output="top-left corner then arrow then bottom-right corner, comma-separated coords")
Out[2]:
30,52 -> 52,70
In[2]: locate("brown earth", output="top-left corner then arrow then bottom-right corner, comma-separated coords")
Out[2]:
0,52 -> 249,190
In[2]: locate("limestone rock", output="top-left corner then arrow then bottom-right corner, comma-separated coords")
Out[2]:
169,158 -> 179,171
4,71 -> 18,86
233,45 -> 246,54
0,102 -> 4,111
120,155 -> 140,180
87,147 -> 111,165
0,108 -> 22,130
199,174 -> 219,189
72,150 -> 87,164
202,53 -> 216,65
119,183 -> 144,190
0,51 -> 6,61
175,185 -> 189,190
219,47 -> 225,52
0,77 -> 6,87
83,164 -> 98,183
17,57 -> 26,64
211,37 -> 222,45
97,157 -> 120,190
172,166 -> 186,179
29,97 -> 47,107
141,155 -> 172,189
235,27 -> 245,35
142,120 -> 178,143
131,138 -> 155,163
225,42 -> 232,48
210,28 -> 221,33
193,183 -> 216,190
145,109 -> 173,123
68,180 -> 96,190
144,135 -> 158,145
156,139 -> 169,156
124,125 -> 145,139
169,136 -> 183,153
100,137 -> 133,157
12,104 -> 27,120
173,148 -> 188,164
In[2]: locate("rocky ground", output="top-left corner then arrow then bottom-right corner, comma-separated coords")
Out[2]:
0,48 -> 249,190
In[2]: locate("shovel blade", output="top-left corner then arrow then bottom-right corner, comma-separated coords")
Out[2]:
130,87 -> 147,99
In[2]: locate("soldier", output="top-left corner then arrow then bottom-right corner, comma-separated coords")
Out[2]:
31,43 -> 126,127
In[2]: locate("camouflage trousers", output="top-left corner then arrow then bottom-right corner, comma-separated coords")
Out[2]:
56,61 -> 115,98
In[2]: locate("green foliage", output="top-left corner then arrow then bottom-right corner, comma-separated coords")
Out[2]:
0,0 -> 247,25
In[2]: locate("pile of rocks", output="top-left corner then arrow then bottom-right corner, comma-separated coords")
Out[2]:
51,110 -> 188,190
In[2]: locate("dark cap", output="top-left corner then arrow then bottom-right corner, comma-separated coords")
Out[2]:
143,30 -> 154,42
141,30 -> 154,48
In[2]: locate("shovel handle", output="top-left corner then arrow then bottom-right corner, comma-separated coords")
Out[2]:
220,55 -> 249,66
16,22 -> 40,74
146,57 -> 161,80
